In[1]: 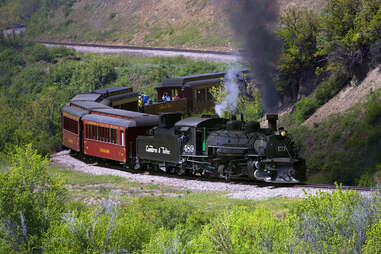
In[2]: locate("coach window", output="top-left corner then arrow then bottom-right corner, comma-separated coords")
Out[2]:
91,126 -> 95,140
63,117 -> 78,134
111,129 -> 117,144
106,128 -> 109,143
121,130 -> 125,146
101,127 -> 105,142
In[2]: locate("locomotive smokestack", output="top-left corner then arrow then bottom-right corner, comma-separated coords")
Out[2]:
266,114 -> 278,131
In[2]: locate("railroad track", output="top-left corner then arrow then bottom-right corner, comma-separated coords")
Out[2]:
295,184 -> 376,192
65,151 -> 376,193
36,40 -> 243,62
36,40 -> 240,55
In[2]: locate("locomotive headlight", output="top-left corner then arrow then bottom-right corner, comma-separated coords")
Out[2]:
281,131 -> 287,137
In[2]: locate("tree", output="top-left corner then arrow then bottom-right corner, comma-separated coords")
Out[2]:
0,144 -> 66,253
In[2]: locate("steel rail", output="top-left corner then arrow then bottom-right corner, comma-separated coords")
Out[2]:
58,151 -> 376,192
35,40 -> 243,56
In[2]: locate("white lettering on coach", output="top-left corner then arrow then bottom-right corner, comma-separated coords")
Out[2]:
146,145 -> 171,155
183,144 -> 195,153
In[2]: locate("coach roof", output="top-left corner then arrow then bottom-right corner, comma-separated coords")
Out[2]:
93,87 -> 132,95
91,108 -> 159,127
61,105 -> 89,117
70,93 -> 102,102
155,72 -> 226,89
82,114 -> 136,128
70,101 -> 110,110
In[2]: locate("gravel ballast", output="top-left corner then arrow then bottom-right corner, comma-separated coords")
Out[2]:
51,150 -> 345,200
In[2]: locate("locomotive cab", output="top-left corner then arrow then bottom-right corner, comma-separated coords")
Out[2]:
174,117 -> 228,156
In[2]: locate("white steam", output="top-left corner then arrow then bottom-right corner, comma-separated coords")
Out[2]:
215,67 -> 240,117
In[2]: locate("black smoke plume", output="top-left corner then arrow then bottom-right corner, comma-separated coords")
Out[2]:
226,0 -> 282,112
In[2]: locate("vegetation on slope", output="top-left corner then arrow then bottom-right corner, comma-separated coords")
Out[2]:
0,0 -> 327,51
275,0 -> 381,185
277,0 -> 381,106
285,88 -> 381,186
0,146 -> 380,253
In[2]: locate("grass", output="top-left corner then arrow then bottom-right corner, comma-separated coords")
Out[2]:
47,166 -> 188,204
47,165 -> 294,214
47,165 -> 126,185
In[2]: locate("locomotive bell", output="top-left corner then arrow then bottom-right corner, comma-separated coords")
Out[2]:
266,114 -> 278,131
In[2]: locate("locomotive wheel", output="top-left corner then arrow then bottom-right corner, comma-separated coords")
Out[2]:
176,167 -> 186,176
247,166 -> 255,180
247,160 -> 256,180
218,164 -> 228,180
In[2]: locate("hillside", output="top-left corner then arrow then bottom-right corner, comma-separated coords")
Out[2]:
303,68 -> 381,127
22,0 -> 326,51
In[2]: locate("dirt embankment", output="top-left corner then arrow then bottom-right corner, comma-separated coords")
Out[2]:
303,67 -> 381,127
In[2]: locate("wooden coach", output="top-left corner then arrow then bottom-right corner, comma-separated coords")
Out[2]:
145,72 -> 226,115
61,105 -> 88,152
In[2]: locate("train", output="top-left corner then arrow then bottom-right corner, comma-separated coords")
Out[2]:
61,83 -> 306,183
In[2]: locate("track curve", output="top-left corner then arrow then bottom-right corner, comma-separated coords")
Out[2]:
51,150 -> 375,201
36,40 -> 243,63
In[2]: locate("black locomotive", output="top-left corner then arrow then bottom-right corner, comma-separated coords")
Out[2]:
136,113 -> 306,183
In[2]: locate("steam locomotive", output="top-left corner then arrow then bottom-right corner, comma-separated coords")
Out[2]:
61,86 -> 306,184
136,113 -> 306,183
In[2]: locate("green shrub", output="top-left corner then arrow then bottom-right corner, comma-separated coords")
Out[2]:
25,44 -> 54,63
314,80 -> 335,105
0,144 -> 66,253
364,95 -> 381,126
295,96 -> 318,123
363,217 -> 381,254
142,227 -> 191,254
133,196 -> 207,230
50,46 -> 75,59
358,172 -> 376,187
290,188 -> 380,253
44,202 -> 151,253
63,0 -> 76,17
191,208 -> 291,253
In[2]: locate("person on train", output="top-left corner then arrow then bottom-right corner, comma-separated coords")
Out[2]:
162,92 -> 171,102
138,96 -> 143,112
141,92 -> 148,104
145,96 -> 153,105
173,92 -> 181,101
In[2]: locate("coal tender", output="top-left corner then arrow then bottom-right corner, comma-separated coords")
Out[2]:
136,113 -> 306,183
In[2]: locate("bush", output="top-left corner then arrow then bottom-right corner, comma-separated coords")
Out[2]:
133,196 -> 208,230
364,95 -> 381,126
50,46 -> 75,59
44,200 -> 151,254
0,144 -> 66,253
290,188 -> 380,253
295,96 -> 318,123
363,217 -> 381,254
25,44 -> 54,63
191,208 -> 291,253
142,227 -> 191,254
